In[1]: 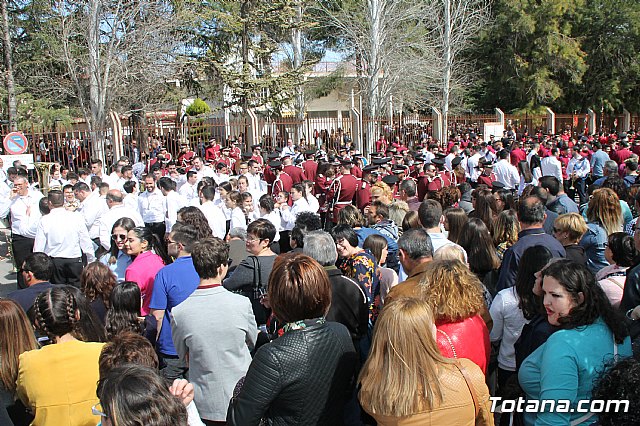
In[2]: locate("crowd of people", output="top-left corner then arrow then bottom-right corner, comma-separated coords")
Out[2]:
2,127 -> 640,425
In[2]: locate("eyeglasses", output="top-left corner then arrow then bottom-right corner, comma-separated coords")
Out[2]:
246,237 -> 262,243
111,234 -> 127,241
92,403 -> 107,418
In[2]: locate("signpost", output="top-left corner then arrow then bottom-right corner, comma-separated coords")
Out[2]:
3,132 -> 28,155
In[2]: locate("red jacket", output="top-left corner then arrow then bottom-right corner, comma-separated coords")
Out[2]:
436,315 -> 490,374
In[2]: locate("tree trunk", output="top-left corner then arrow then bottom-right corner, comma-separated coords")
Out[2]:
1,0 -> 17,132
88,0 -> 106,165
367,0 -> 382,150
442,0 -> 451,143
292,1 -> 304,141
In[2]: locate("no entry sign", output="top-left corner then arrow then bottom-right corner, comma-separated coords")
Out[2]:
3,132 -> 29,155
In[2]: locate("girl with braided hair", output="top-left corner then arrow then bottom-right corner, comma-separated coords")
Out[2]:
16,286 -> 105,426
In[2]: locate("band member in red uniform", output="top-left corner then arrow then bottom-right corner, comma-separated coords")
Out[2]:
428,158 -> 450,192
177,143 -> 195,168
251,144 -> 264,167
217,146 -> 235,170
327,159 -> 358,224
282,155 -> 305,185
205,138 -> 221,163
301,150 -> 318,181
376,134 -> 388,153
356,165 -> 378,212
476,159 -> 497,188
229,140 -> 242,163
263,153 -> 279,194
271,160 -> 293,203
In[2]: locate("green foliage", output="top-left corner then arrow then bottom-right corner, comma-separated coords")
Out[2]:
185,98 -> 211,116
16,93 -> 76,132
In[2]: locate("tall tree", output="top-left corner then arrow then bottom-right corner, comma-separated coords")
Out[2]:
1,0 -> 16,131
472,0 -> 586,113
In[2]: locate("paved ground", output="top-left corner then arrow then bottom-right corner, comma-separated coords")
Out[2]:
0,228 -> 18,297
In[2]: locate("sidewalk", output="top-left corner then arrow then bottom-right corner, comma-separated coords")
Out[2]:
0,228 -> 18,297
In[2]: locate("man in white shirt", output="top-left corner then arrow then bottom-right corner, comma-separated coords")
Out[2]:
466,145 -> 482,183
138,174 -> 168,243
540,147 -> 563,183
178,170 -> 199,206
90,158 -> 112,187
74,181 -> 109,252
198,185 -> 227,239
158,177 -> 187,234
444,145 -> 459,172
492,150 -> 520,190
34,190 -> 95,285
10,176 -> 43,289
98,189 -> 144,250
191,157 -> 215,182
281,139 -> 296,158
567,147 -> 591,205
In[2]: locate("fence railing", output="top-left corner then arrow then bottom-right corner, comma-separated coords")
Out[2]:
3,110 -> 639,172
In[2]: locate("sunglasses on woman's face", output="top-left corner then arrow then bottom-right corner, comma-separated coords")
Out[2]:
111,233 -> 127,241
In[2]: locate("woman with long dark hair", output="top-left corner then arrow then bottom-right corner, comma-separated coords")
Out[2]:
469,188 -> 498,233
519,260 -> 631,425
443,207 -> 467,244
105,281 -> 145,340
124,226 -> 171,316
100,217 -> 137,282
458,218 -> 500,292
176,206 -> 213,240
596,232 -> 638,308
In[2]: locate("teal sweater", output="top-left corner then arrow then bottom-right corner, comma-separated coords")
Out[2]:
518,317 -> 632,425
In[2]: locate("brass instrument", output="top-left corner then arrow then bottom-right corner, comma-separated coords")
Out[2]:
34,162 -> 55,195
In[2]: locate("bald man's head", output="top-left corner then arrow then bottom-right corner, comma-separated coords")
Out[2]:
106,189 -> 124,205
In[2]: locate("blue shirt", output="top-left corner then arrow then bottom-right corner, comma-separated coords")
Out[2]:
589,150 -> 609,177
519,318 -> 632,425
7,282 -> 54,313
100,250 -> 132,282
579,222 -> 610,274
149,256 -> 200,355
496,228 -> 565,291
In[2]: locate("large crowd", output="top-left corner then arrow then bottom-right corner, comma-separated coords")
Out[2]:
1,128 -> 640,426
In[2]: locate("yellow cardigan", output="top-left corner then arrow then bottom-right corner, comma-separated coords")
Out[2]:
16,340 -> 105,426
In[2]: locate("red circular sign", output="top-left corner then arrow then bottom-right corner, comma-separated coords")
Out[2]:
3,132 -> 28,155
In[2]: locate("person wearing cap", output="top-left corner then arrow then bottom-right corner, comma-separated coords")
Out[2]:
270,161 -> 293,204
476,159 -> 497,188
326,159 -> 358,225
356,166 -> 378,212
282,155 -> 305,185
205,138 -> 221,163
229,140 -> 242,164
426,159 -> 450,193
217,146 -> 235,171
301,150 -> 318,181
177,143 -> 195,168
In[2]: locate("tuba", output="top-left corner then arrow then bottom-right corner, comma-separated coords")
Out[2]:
34,162 -> 55,195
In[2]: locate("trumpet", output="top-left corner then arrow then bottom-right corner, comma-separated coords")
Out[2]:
569,173 -> 576,191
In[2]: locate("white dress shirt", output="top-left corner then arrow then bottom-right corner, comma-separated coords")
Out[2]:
540,156 -> 563,183
10,190 -> 44,238
178,182 -> 199,205
198,201 -> 227,239
280,198 -> 313,231
245,173 -> 262,194
78,190 -> 109,239
164,190 -> 187,232
123,193 -> 138,211
138,189 -> 167,224
307,193 -> 319,213
492,159 -> 520,190
34,207 -> 96,262
230,206 -> 247,230
0,180 -> 12,219
444,153 -> 456,171
98,203 -> 144,250
260,210 -> 281,242
466,153 -> 481,182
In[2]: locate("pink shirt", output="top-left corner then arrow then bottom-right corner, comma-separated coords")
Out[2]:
125,250 -> 165,316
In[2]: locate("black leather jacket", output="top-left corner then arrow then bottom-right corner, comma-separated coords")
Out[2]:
621,263 -> 640,312
227,321 -> 357,426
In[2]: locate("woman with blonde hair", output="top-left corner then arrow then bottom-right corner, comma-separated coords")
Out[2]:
0,299 -> 38,425
419,259 -> 491,374
493,209 -> 519,261
370,182 -> 393,205
552,213 -> 588,264
580,188 -> 622,273
359,297 -> 493,425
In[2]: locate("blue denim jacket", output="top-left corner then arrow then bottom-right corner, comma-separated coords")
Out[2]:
579,222 -> 609,274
